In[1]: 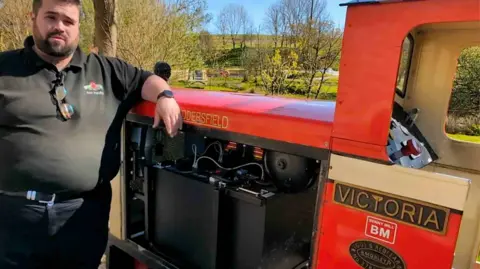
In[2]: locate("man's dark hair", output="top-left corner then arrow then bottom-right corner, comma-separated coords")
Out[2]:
154,61 -> 172,81
32,0 -> 82,15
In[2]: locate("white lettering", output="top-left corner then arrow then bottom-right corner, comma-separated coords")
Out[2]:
379,228 -> 390,239
370,225 -> 391,239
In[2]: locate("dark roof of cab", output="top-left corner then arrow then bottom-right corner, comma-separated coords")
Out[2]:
340,0 -> 405,7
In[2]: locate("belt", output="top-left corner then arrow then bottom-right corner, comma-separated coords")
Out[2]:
0,190 -> 84,206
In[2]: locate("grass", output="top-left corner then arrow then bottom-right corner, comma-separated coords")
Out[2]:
211,35 -> 278,50
447,134 -> 480,143
171,73 -> 339,101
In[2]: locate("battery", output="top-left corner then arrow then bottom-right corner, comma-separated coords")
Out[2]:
150,168 -> 317,269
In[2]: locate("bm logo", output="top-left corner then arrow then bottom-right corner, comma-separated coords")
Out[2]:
365,216 -> 397,244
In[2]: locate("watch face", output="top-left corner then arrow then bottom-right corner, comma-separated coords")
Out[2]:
163,90 -> 174,98
158,90 -> 174,100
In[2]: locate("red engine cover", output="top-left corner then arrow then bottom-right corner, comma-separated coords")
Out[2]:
131,88 -> 335,149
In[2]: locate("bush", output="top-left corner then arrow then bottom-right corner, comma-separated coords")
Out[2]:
316,92 -> 337,100
283,80 -> 306,95
471,124 -> 480,136
445,115 -> 480,136
448,47 -> 480,118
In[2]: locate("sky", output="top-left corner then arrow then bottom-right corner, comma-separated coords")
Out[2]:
204,0 -> 348,33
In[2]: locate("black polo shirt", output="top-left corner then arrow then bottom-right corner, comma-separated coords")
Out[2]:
0,36 -> 153,193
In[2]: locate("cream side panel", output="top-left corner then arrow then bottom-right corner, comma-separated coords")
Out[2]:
329,154 -> 470,211
439,166 -> 480,269
109,128 -> 126,240
109,174 -> 123,239
402,24 -> 480,268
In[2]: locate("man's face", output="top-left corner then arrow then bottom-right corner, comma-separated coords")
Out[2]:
32,0 -> 80,57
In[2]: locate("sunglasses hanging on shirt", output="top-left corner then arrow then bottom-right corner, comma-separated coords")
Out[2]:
49,72 -> 75,121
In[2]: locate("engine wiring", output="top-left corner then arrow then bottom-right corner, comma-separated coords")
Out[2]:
195,155 -> 265,181
192,143 -> 265,181
192,141 -> 223,165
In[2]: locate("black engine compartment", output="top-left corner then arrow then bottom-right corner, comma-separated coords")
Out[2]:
129,121 -> 321,196
122,120 -> 326,269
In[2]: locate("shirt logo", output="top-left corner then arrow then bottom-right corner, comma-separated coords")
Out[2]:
84,81 -> 104,95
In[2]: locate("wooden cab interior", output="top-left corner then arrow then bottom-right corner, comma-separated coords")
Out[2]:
395,21 -> 480,269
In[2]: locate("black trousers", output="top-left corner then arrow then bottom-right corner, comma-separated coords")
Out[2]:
0,183 -> 112,269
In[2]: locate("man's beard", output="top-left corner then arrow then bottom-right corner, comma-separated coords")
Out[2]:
33,23 -> 77,57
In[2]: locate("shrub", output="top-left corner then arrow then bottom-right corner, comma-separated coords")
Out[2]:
279,80 -> 308,95
471,124 -> 480,136
445,115 -> 480,136
448,47 -> 480,118
317,92 -> 337,100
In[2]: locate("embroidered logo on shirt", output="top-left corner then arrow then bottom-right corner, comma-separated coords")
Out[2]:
84,81 -> 104,95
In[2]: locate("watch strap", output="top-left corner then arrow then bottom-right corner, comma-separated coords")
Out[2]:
156,90 -> 174,100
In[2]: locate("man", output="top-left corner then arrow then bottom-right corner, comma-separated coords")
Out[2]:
0,0 -> 182,268
154,61 -> 172,82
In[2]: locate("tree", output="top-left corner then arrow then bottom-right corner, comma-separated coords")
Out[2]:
116,0 -> 208,70
0,0 -> 32,51
313,28 -> 342,99
264,0 -> 329,50
282,0 -> 343,99
240,19 -> 254,49
93,0 -> 117,57
264,3 -> 284,48
216,4 -> 250,49
215,11 -> 228,47
199,30 -> 215,63
245,23 -> 256,47
300,19 -> 342,98
79,0 -> 95,52
280,0 -> 312,47
260,48 -> 299,95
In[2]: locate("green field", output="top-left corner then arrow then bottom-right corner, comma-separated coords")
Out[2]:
448,134 -> 480,143
172,75 -> 339,100
211,35 -> 278,50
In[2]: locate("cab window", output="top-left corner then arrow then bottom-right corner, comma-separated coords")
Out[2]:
445,46 -> 480,143
395,34 -> 414,98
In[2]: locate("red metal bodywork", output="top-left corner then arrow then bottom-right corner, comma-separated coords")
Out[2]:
132,88 -> 335,149
314,181 -> 463,269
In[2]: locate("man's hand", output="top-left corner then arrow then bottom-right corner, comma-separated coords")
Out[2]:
141,75 -> 183,137
153,97 -> 182,137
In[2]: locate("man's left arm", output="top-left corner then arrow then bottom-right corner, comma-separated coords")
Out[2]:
141,75 -> 182,136
104,56 -> 182,137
